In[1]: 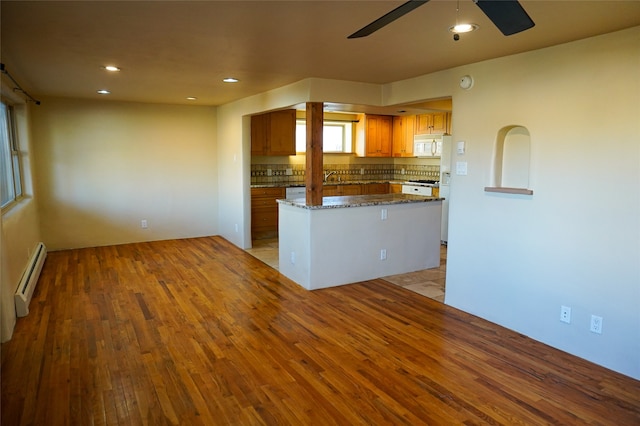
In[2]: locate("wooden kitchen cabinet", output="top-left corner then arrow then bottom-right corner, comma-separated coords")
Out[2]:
392,115 -> 415,157
389,183 -> 403,194
323,184 -> 362,196
362,183 -> 389,195
251,109 -> 296,156
251,187 -> 285,240
415,112 -> 451,135
356,114 -> 393,157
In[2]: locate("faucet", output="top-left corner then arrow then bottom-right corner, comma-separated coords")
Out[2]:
323,171 -> 337,182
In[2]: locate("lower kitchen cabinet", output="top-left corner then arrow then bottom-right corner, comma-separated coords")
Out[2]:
389,183 -> 403,194
251,187 -> 285,240
362,182 -> 389,195
323,184 -> 362,196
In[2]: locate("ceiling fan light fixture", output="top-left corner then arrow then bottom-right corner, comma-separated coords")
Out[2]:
449,23 -> 479,33
223,77 -> 239,83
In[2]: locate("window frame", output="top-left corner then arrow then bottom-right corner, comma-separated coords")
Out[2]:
1,100 -> 24,210
295,119 -> 354,154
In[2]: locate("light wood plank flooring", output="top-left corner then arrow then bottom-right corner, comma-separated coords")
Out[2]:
2,236 -> 639,425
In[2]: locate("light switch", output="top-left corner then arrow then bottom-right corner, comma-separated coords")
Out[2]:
457,141 -> 465,155
456,162 -> 468,175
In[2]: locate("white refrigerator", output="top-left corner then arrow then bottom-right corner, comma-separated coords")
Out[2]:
439,136 -> 453,245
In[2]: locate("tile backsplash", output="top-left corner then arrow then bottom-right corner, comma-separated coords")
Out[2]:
251,163 -> 440,185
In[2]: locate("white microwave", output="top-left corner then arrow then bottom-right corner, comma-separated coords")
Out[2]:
414,134 -> 442,157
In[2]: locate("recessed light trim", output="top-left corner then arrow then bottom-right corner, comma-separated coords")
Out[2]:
223,77 -> 239,83
449,23 -> 478,33
97,89 -> 111,95
186,97 -> 198,101
103,65 -> 121,72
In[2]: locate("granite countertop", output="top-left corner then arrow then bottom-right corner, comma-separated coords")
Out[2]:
252,180 -> 406,188
277,193 -> 443,210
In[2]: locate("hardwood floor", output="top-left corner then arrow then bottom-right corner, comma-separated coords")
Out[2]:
2,236 -> 639,425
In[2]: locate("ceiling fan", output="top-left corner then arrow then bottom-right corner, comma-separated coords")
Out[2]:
348,0 -> 535,39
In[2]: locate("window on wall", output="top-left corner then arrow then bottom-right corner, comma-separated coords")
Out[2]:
295,120 -> 353,153
1,101 -> 23,209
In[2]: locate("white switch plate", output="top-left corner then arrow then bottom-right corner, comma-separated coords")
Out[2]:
456,162 -> 468,175
457,141 -> 466,155
381,208 -> 387,220
285,168 -> 293,176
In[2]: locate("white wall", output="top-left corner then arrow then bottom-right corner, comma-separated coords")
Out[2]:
440,28 -> 639,379
31,98 -> 218,250
0,93 -> 42,342
218,27 -> 640,379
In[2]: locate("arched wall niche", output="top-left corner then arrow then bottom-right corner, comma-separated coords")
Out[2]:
485,125 -> 534,195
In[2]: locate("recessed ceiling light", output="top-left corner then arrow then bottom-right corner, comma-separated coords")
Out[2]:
186,97 -> 197,101
449,23 -> 478,33
223,77 -> 239,83
103,65 -> 121,72
97,89 -> 111,95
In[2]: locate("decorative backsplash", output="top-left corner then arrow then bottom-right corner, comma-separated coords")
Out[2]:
251,163 -> 440,185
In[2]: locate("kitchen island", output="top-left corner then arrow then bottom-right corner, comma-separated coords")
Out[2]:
277,193 -> 442,290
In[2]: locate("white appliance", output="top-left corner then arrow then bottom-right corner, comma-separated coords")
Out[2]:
439,136 -> 453,244
404,135 -> 453,244
285,186 -> 305,199
414,134 -> 446,158
401,182 -> 434,196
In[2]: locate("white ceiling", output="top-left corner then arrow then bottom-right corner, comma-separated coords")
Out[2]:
2,1 -> 639,108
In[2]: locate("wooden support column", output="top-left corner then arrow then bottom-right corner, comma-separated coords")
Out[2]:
305,102 -> 323,206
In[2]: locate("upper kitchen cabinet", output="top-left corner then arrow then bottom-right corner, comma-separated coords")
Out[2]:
356,114 -> 393,157
251,109 -> 296,156
415,112 -> 451,135
392,115 -> 415,157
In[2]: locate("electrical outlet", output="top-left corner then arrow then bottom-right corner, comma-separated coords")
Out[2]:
381,208 -> 387,221
380,249 -> 387,260
234,223 -> 239,233
285,168 -> 293,176
141,219 -> 148,229
590,315 -> 603,334
560,306 -> 571,324
290,252 -> 296,265
267,168 -> 272,176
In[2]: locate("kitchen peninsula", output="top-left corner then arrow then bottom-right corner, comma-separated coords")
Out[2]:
278,193 -> 442,290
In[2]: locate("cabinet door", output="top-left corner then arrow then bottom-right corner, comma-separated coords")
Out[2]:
392,116 -> 405,157
323,185 -> 338,196
392,115 -> 415,157
366,115 -> 392,157
431,112 -> 448,134
415,113 -> 449,135
389,183 -> 403,194
415,114 -> 433,135
251,187 -> 285,240
251,114 -> 269,155
268,110 -> 296,155
363,183 -> 389,195
340,184 -> 362,196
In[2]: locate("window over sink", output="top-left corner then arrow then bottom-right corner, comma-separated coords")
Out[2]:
295,119 -> 353,154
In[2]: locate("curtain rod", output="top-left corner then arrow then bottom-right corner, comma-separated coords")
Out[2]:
0,63 -> 41,105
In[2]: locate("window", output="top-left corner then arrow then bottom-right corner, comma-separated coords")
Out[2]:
295,120 -> 353,153
1,101 -> 23,209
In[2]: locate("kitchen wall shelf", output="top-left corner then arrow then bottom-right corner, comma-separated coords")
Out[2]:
488,125 -> 533,195
484,187 -> 533,195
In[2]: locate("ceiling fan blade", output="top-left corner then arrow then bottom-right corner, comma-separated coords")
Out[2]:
348,0 -> 430,39
474,0 -> 535,36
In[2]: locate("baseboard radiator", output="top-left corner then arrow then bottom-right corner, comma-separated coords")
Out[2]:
14,242 -> 47,317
